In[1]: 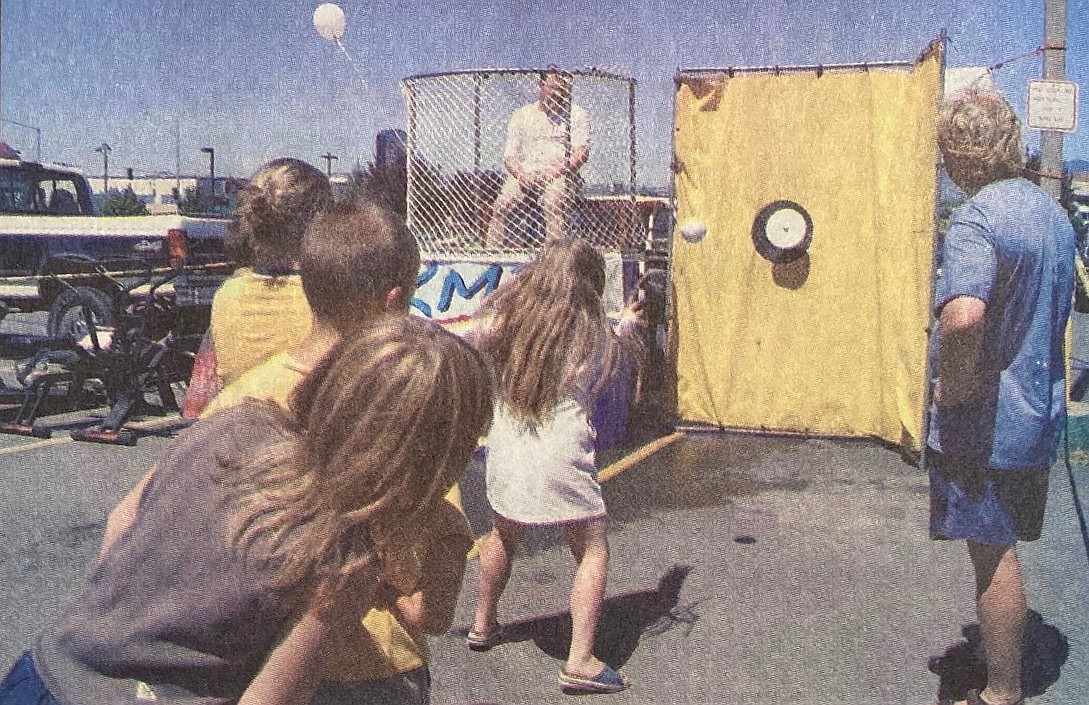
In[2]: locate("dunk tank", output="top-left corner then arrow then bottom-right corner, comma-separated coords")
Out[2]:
402,68 -> 657,449
669,39 -> 946,453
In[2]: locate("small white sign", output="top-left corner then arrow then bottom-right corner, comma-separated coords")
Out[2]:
1027,79 -> 1079,133
944,67 -> 992,95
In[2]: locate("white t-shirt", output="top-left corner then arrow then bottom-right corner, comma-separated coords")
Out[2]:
503,101 -> 590,176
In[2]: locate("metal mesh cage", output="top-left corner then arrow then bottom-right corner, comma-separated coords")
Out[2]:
402,68 -> 638,258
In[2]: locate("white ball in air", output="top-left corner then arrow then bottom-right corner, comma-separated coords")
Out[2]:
680,220 -> 707,243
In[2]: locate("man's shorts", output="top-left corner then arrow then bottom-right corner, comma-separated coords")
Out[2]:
927,449 -> 1050,545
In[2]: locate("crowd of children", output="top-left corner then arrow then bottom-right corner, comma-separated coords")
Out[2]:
0,156 -> 646,705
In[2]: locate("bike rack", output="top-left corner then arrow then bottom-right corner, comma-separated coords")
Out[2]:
1,255 -> 205,445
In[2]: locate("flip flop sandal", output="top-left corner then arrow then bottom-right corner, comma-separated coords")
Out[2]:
965,690 -> 1023,705
466,624 -> 504,651
935,689 -> 1024,705
558,665 -> 630,694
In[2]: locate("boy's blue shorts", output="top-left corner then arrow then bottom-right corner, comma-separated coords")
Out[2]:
928,449 -> 1050,546
0,652 -> 61,705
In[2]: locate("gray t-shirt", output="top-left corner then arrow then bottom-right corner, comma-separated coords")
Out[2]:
35,401 -> 306,705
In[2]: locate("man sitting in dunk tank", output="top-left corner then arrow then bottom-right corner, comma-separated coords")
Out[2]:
485,68 -> 590,249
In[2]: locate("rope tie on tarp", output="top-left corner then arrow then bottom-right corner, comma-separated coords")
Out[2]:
956,44 -> 1067,89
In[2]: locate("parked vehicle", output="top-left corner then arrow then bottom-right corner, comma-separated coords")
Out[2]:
0,154 -> 231,335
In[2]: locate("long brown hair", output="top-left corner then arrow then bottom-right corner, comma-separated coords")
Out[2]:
474,239 -> 619,426
219,315 -> 493,591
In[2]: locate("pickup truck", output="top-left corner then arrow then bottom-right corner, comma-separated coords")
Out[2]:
0,154 -> 231,336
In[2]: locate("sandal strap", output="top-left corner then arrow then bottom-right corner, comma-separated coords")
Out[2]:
966,689 -> 1023,705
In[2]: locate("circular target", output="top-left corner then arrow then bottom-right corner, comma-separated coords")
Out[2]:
752,200 -> 813,263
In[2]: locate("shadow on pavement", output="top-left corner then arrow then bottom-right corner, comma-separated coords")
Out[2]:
927,610 -> 1068,701
467,565 -> 695,670
604,434 -> 811,523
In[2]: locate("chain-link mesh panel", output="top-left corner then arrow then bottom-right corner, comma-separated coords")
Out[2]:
402,69 -> 638,257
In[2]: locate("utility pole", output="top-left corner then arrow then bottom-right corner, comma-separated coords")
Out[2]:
321,152 -> 338,176
95,143 -> 111,192
201,147 -> 215,205
1040,0 -> 1067,199
175,118 -> 181,195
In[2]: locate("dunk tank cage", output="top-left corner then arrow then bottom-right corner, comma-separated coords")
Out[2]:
401,68 -> 643,449
401,68 -> 639,256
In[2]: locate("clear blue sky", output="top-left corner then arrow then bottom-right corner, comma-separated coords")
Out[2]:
1,0 -> 1086,187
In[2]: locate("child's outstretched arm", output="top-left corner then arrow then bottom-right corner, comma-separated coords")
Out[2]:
182,332 -> 223,418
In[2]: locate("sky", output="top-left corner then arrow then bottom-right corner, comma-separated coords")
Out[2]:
1,0 -> 1086,188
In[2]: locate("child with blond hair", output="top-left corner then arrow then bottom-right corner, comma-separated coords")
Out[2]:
183,157 -> 331,417
0,315 -> 493,705
467,238 -> 645,694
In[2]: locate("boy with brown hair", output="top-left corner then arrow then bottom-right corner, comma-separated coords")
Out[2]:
204,199 -> 469,705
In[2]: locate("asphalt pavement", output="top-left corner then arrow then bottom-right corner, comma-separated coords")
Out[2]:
0,313 -> 1087,704
429,429 -> 1089,705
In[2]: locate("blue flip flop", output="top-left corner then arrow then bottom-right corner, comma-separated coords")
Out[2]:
558,665 -> 630,694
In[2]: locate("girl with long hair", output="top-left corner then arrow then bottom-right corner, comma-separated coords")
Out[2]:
1,316 -> 493,705
467,238 -> 645,694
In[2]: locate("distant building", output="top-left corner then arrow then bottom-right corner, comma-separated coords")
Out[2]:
86,175 -> 197,214
85,174 -> 248,214
330,173 -> 351,200
85,170 -> 368,213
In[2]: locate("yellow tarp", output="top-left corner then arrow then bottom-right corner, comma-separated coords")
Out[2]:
671,45 -> 943,449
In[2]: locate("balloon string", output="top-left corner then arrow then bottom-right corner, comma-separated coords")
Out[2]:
335,39 -> 369,91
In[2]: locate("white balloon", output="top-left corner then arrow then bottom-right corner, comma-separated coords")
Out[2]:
313,3 -> 347,41
680,219 -> 707,243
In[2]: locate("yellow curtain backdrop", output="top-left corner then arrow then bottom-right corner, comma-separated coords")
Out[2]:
671,44 -> 943,449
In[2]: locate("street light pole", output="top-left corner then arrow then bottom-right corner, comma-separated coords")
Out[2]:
321,152 -> 339,177
200,147 -> 215,205
94,143 -> 111,192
